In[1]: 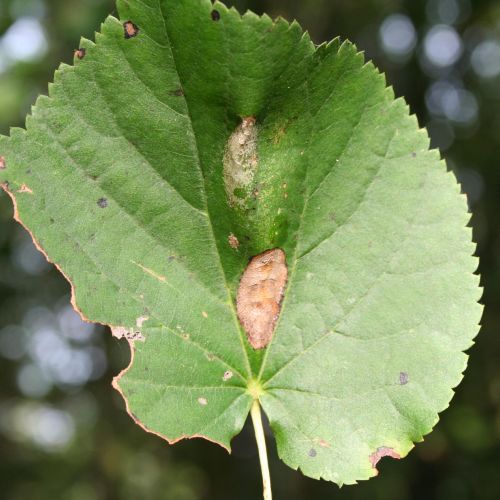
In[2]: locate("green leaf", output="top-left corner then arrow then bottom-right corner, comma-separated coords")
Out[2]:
0,0 -> 481,485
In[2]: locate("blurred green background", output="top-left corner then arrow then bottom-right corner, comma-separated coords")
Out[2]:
0,0 -> 499,499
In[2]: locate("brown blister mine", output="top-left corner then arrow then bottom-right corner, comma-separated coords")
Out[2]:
237,248 -> 288,349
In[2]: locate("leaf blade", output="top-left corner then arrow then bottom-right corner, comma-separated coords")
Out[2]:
0,0 -> 481,483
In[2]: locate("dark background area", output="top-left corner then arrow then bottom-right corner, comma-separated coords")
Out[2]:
0,0 -> 499,499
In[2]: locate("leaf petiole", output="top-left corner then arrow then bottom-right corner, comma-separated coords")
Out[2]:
251,399 -> 273,500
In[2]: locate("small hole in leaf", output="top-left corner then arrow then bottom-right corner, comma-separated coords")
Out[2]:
211,10 -> 221,21
399,372 -> 409,385
123,21 -> 139,39
411,151 -> 417,158
308,448 -> 317,458
74,48 -> 86,59
97,197 -> 108,208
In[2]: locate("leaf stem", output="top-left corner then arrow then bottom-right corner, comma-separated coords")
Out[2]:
250,399 -> 273,500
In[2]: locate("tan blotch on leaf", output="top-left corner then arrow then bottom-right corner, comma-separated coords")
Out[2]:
228,233 -> 240,250
18,184 -> 33,194
237,248 -> 288,349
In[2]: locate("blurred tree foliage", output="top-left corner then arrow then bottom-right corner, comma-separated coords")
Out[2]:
0,0 -> 499,499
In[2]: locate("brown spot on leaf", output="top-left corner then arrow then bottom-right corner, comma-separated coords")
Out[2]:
201,311 -> 208,318
97,197 -> 108,208
399,372 -> 409,385
369,447 -> 401,471
222,370 -> 233,381
123,21 -> 139,39
318,439 -> 330,448
74,48 -> 86,59
211,10 -> 221,21
198,397 -> 208,406
170,87 -> 184,97
228,233 -> 240,250
237,248 -> 288,349
0,157 -> 5,170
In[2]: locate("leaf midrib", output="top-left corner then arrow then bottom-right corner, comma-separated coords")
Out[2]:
155,0 -> 253,378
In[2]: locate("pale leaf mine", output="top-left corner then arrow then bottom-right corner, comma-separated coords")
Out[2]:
223,116 -> 258,209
